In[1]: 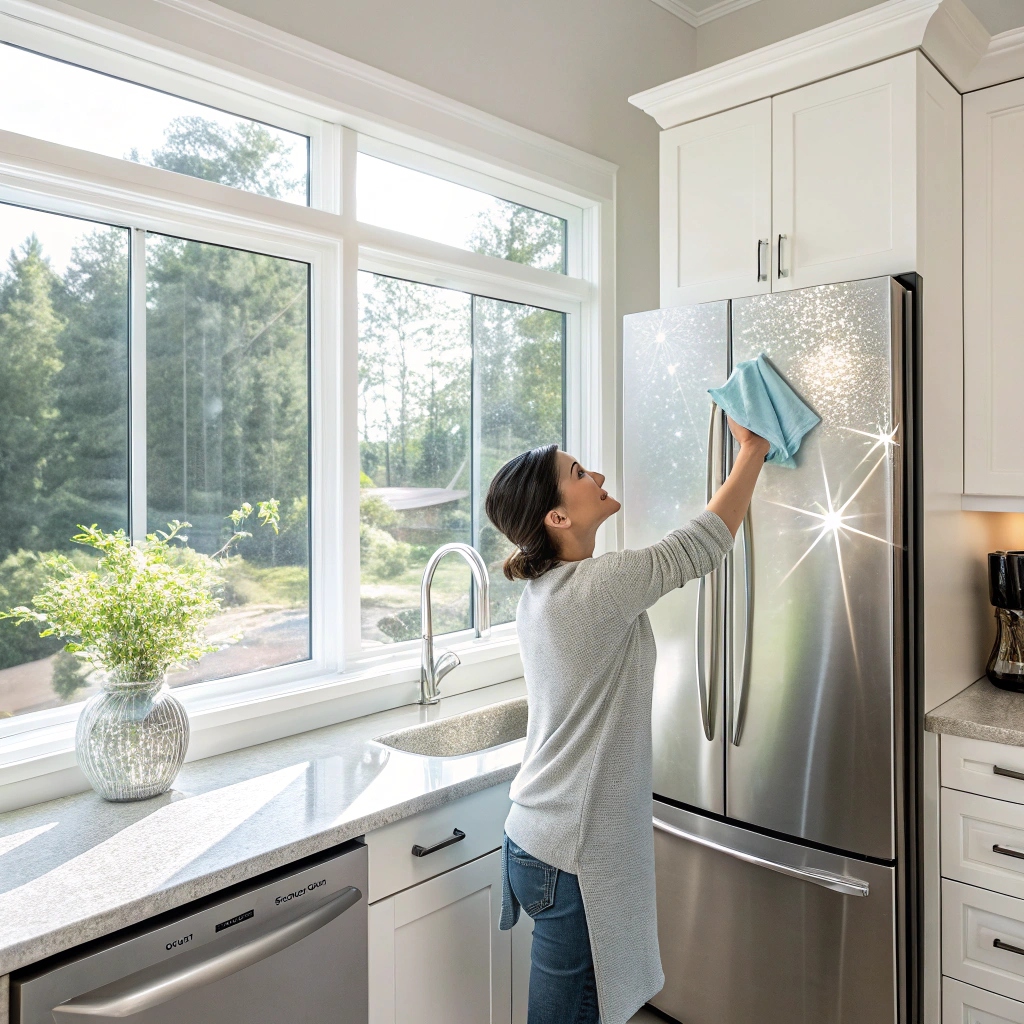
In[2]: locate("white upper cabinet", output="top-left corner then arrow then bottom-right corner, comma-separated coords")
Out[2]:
963,77 -> 1024,501
659,53 -> 922,306
771,55 -> 917,291
660,98 -> 771,306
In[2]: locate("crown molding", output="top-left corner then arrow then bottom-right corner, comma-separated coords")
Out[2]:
630,0 -> 1024,129
648,0 -> 764,29
630,0 -> 944,127
967,23 -> 1024,90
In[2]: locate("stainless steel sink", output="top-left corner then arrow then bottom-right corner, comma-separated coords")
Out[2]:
374,696 -> 528,757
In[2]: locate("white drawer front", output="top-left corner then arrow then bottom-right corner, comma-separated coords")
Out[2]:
943,878 -> 1024,1001
943,736 -> 1024,804
943,789 -> 1024,899
944,977 -> 1024,1023
366,782 -> 511,903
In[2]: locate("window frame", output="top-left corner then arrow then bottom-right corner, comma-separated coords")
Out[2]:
0,0 -> 616,804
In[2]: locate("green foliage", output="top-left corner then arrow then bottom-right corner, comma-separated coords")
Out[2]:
50,650 -> 91,702
0,237 -> 65,556
360,493 -> 396,530
360,523 -> 412,581
0,550 -> 65,670
143,116 -> 304,200
469,204 -> 565,274
2,504 -> 277,683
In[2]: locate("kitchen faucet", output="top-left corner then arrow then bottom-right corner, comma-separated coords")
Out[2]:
419,543 -> 491,705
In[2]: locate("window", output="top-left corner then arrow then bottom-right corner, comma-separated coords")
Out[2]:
0,42 -> 309,204
0,2 -> 609,778
358,274 -> 564,645
144,235 -> 311,687
357,153 -> 567,273
0,204 -> 129,716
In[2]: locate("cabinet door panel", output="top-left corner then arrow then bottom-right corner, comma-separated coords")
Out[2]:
368,850 -> 511,1024
964,77 -> 1024,497
660,99 -> 771,306
772,54 -> 916,290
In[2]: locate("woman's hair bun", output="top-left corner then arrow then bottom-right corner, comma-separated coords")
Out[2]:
486,445 -> 562,581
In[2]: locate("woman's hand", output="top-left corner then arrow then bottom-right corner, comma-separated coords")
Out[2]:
707,419 -> 771,537
727,417 -> 770,458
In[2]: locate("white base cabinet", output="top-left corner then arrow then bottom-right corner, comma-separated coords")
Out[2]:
368,850 -> 510,1024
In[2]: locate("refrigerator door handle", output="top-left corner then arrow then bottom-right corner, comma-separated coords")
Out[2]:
695,402 -> 719,742
731,508 -> 754,746
653,816 -> 870,898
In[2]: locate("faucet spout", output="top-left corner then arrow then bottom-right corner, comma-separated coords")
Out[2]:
419,543 -> 491,705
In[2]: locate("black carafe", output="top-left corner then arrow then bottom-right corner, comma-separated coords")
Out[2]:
987,551 -> 1024,691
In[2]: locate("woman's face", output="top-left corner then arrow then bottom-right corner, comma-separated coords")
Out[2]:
549,451 -> 621,535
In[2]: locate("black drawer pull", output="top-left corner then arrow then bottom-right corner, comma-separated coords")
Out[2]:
994,844 -> 1024,862
412,828 -> 465,858
994,765 -> 1024,782
994,938 -> 1024,957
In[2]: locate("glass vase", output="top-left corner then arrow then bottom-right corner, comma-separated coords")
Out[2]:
987,607 -> 1024,693
75,678 -> 189,801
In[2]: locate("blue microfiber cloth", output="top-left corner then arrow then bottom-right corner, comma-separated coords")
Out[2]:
708,354 -> 820,468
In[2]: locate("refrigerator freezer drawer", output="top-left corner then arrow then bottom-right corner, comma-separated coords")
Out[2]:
652,802 -> 897,1024
942,788 -> 1024,900
943,878 -> 1024,1003
943,978 -> 1024,1023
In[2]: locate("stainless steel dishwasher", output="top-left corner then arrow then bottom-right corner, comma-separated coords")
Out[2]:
12,839 -> 367,1023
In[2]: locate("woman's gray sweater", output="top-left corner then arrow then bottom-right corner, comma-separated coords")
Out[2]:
503,510 -> 735,1024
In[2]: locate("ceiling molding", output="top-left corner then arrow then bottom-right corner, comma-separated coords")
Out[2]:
967,23 -> 1024,89
630,0 -> 943,127
633,0 -> 1024,128
648,0 -> 765,29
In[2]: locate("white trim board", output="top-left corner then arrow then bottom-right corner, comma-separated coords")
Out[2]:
648,0 -> 764,29
630,0 -> 1024,129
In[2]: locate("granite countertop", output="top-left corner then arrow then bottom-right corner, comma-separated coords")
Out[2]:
0,678 -> 526,976
925,677 -> 1024,746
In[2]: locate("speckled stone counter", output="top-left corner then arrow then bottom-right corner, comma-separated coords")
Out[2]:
0,679 -> 526,976
925,677 -> 1024,746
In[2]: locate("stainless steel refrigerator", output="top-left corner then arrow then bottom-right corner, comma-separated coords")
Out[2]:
623,277 -> 920,1024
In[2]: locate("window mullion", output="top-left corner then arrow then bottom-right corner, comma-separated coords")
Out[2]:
128,227 -> 147,543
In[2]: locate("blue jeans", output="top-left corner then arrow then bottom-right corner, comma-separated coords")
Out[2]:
503,835 -> 600,1024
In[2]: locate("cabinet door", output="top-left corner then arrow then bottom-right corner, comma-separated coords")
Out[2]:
771,53 -> 916,290
964,77 -> 1024,497
659,98 -> 771,306
368,849 -> 511,1024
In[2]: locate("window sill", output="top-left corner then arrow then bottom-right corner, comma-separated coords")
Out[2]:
0,629 -> 522,815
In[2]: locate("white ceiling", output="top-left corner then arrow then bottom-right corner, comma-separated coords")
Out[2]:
649,0 -> 1024,33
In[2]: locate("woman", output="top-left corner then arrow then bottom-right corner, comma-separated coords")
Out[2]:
485,420 -> 770,1024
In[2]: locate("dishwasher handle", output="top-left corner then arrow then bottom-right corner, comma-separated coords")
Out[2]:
52,886 -> 362,1018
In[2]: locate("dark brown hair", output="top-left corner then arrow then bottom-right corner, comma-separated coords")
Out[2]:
485,444 -> 562,581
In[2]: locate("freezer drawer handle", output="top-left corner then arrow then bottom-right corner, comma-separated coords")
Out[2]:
652,816 -> 870,898
412,828 -> 466,857
994,938 -> 1024,957
994,765 -> 1024,783
993,844 -> 1024,862
51,886 -> 362,1018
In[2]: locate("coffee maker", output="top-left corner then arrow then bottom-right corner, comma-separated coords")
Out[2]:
988,551 -> 1024,692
